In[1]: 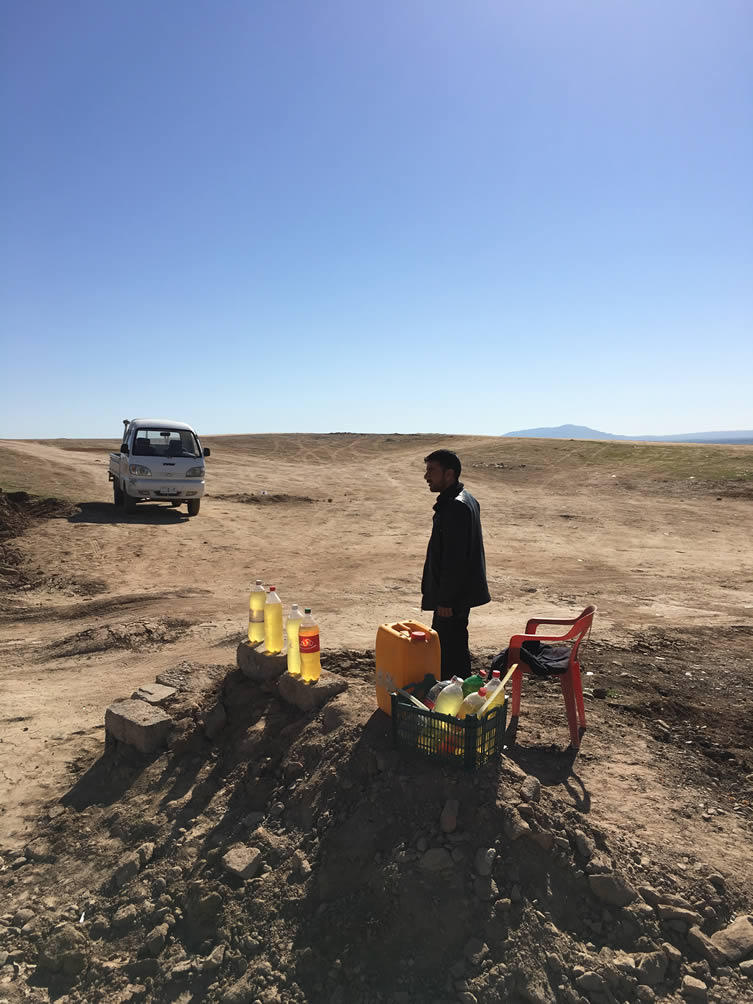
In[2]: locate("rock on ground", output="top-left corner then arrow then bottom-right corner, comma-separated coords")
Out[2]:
710,916 -> 753,962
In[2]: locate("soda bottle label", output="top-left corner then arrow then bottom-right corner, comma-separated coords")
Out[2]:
249,610 -> 264,623
300,633 -> 320,654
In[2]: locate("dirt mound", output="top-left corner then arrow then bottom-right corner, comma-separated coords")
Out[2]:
213,493 -> 317,505
2,647 -> 752,1003
0,491 -> 77,535
48,619 -> 192,659
0,489 -> 78,591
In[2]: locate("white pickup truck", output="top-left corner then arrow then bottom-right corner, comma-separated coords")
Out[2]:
109,418 -> 210,516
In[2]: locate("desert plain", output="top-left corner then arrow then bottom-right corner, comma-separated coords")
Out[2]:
0,432 -> 752,1003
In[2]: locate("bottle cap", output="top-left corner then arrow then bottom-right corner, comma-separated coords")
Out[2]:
492,669 -> 500,678
304,607 -> 311,613
269,586 -> 276,591
478,687 -> 487,696
409,630 -> 427,642
255,579 -> 263,585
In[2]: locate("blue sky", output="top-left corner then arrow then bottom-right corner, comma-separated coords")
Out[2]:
2,1 -> 751,438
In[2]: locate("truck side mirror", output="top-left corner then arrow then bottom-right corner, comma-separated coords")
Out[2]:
203,447 -> 211,457
120,443 -> 129,454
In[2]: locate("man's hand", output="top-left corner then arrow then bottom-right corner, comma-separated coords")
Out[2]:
436,606 -> 453,618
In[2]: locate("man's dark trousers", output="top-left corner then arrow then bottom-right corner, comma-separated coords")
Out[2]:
432,607 -> 471,679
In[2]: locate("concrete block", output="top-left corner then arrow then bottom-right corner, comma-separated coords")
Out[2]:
277,669 -> 347,711
105,699 -> 172,754
131,683 -> 177,705
236,641 -> 287,682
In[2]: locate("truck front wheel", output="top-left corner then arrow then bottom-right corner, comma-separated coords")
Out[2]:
187,499 -> 200,517
123,490 -> 138,514
113,480 -> 123,507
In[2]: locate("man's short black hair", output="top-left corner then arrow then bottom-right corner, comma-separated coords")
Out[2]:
424,449 -> 461,478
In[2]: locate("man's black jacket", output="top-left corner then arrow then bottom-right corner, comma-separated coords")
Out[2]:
421,481 -> 491,612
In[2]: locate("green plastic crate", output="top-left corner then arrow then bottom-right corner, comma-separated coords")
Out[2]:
390,691 -> 507,769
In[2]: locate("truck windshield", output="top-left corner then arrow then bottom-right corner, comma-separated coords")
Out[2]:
131,429 -> 201,459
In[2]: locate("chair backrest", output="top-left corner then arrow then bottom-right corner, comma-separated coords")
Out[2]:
133,437 -> 150,456
570,605 -> 596,662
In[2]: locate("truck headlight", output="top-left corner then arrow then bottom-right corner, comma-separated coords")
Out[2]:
186,467 -> 205,478
129,464 -> 152,476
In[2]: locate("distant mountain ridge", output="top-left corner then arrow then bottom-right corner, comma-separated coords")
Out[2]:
503,424 -> 753,445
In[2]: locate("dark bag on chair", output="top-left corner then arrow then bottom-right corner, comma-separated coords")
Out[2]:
491,640 -> 572,677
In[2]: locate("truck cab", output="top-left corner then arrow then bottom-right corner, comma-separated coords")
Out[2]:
109,418 -> 210,516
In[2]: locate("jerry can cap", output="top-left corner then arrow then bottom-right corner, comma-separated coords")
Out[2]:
409,630 -> 427,642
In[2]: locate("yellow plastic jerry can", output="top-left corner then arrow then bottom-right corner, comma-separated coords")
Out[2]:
374,620 -> 441,716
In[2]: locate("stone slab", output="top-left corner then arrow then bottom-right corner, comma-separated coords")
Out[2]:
276,669 -> 347,711
236,641 -> 287,682
131,684 -> 177,705
105,699 -> 172,754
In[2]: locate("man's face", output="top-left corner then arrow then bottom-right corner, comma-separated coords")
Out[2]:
424,460 -> 455,493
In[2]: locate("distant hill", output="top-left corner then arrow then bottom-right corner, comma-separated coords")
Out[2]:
502,424 -> 753,445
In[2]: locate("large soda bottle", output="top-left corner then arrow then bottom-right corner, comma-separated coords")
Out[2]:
248,579 -> 266,644
425,679 -> 451,709
457,686 -> 487,720
299,608 -> 321,683
433,676 -> 464,716
264,586 -> 284,653
286,604 -> 303,676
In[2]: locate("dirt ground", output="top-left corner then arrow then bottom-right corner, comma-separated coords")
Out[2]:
0,433 -> 752,1004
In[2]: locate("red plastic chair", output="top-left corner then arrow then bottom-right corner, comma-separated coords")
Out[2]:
505,605 -> 596,750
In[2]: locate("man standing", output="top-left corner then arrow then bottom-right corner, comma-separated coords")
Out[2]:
421,449 -> 490,678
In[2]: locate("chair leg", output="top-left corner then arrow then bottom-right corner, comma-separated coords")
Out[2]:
560,672 -> 580,749
572,661 -> 587,728
511,666 -> 523,717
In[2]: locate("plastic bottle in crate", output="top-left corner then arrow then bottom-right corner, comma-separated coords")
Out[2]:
461,670 -> 485,697
457,686 -> 487,720
425,678 -> 451,709
433,677 -> 464,716
431,676 -> 465,756
478,678 -> 508,716
483,669 -> 502,700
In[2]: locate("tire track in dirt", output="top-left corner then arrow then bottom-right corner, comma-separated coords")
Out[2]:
0,587 -> 212,623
